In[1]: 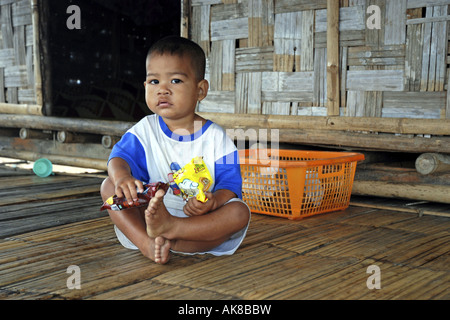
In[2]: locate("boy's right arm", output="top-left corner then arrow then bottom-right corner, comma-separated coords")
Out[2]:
108,157 -> 144,205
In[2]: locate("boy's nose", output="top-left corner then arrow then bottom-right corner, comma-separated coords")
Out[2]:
158,83 -> 170,95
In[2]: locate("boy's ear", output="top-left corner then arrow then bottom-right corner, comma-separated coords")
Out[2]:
197,79 -> 209,101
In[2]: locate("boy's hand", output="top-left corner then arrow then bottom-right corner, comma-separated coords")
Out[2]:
183,192 -> 217,217
114,176 -> 144,206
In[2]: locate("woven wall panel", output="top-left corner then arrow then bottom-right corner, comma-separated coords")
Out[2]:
189,0 -> 450,119
0,0 -> 37,105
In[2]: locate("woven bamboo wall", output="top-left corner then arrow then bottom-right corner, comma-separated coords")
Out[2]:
188,0 -> 450,120
0,0 -> 41,108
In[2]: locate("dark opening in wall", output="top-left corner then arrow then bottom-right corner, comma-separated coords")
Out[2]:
46,0 -> 180,120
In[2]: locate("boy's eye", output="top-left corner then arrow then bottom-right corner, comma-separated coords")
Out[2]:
149,79 -> 159,85
171,79 -> 182,84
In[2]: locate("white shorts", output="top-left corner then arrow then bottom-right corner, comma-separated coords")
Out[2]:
114,197 -> 251,256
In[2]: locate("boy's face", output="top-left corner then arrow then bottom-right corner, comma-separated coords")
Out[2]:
144,53 -> 208,124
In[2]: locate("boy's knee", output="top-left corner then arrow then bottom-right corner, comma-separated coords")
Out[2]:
100,177 -> 114,200
227,200 -> 251,225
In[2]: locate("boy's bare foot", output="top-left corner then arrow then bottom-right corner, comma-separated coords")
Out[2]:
142,236 -> 171,264
145,189 -> 173,239
154,236 -> 171,264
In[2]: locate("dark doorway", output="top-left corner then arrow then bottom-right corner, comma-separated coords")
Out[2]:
45,0 -> 180,120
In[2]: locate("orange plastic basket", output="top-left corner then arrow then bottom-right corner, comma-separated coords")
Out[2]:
239,149 -> 365,220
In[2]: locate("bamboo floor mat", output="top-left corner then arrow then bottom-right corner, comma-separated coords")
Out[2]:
0,167 -> 105,238
0,163 -> 449,300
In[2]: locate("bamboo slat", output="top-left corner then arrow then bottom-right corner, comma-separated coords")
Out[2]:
326,0 -> 340,116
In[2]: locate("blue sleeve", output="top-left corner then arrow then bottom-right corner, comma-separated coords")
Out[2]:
213,150 -> 242,199
108,132 -> 150,183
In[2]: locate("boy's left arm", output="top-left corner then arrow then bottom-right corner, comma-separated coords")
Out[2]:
183,189 -> 236,217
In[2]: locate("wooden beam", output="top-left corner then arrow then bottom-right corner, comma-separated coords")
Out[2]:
1,114 -> 450,154
415,153 -> 450,175
0,114 -> 133,136
326,0 -> 340,116
352,180 -> 450,204
228,126 -> 450,153
31,0 -> 44,107
0,149 -> 107,171
0,103 -> 43,116
199,112 -> 450,136
180,0 -> 190,38
1,112 -> 450,138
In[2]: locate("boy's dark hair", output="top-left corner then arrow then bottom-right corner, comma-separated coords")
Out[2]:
147,36 -> 206,81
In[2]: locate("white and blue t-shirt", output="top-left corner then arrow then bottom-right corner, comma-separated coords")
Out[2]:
108,114 -> 242,214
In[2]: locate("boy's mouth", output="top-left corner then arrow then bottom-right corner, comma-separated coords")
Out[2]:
157,99 -> 172,107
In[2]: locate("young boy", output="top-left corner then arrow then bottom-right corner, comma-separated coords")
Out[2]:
100,36 -> 251,264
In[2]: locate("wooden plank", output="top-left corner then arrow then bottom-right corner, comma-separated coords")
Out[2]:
198,111 -> 450,135
447,67 -> 450,118
11,0 -> 32,27
0,69 -> 4,102
180,0 -> 189,38
235,72 -> 248,113
300,10 -> 314,71
4,65 -> 28,87
365,0 -> 385,47
273,11 -> 302,72
407,15 -> 450,25
209,40 -> 223,91
248,0 -> 274,47
235,46 -> 273,72
346,90 -> 364,117
420,7 -> 432,90
191,0 -> 221,5
383,91 -> 445,119
262,71 -> 314,92
248,72 -> 262,114
405,22 -> 424,91
348,45 -> 405,67
261,71 -> 315,104
313,47 -> 327,106
0,48 -> 15,68
190,4 -> 202,46
365,91 -> 383,118
315,5 -> 365,33
407,0 -> 450,9
275,0 -> 327,13
433,5 -> 448,92
1,3 -> 14,49
346,70 -> 405,91
198,91 -> 235,113
384,0 -> 407,45
211,1 -> 247,21
211,17 -> 248,41
222,39 -> 235,90
199,4 -> 211,56
13,25 -> 26,65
